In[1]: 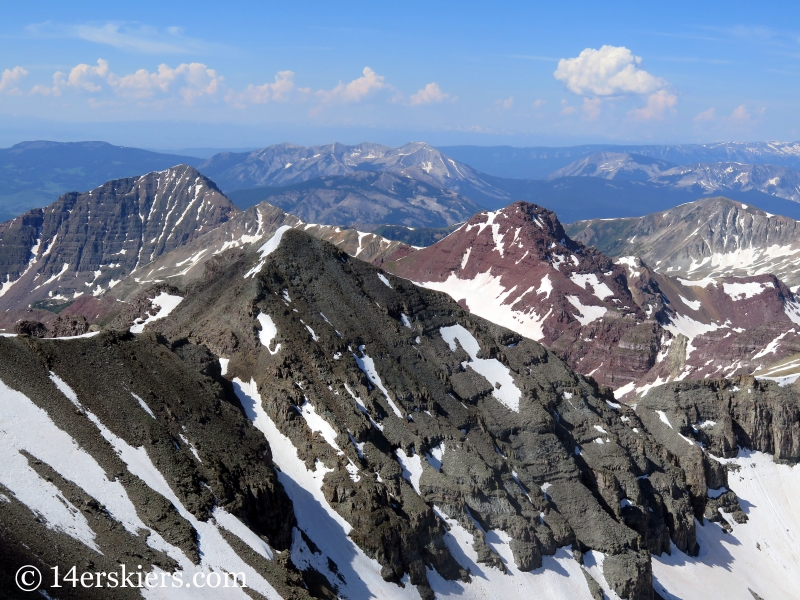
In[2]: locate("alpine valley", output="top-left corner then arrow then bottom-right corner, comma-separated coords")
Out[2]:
1,139 -> 800,600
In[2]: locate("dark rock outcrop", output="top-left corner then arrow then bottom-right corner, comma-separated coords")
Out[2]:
0,165 -> 238,312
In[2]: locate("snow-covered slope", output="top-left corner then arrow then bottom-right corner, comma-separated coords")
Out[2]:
568,197 -> 800,289
4,223 -> 800,599
548,153 -> 800,203
389,202 -> 800,398
389,202 -> 661,391
546,152 -> 676,181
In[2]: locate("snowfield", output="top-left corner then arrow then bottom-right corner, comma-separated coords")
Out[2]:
652,450 -> 800,599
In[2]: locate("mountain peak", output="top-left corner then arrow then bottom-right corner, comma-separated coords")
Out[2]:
0,168 -> 238,312
547,151 -> 677,181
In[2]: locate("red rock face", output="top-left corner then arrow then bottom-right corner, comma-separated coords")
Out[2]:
643,271 -> 800,383
390,202 -> 665,389
391,201 -> 800,397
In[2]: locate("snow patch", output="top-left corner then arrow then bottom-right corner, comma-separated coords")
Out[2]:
570,273 -> 614,300
256,313 -> 281,354
130,292 -> 183,333
396,448 -> 423,494
565,295 -> 607,326
440,324 -> 522,412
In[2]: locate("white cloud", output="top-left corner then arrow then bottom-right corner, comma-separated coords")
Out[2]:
628,90 -> 678,120
532,99 -> 546,108
30,59 -> 222,102
32,59 -> 110,96
316,67 -> 386,103
25,22 -> 219,54
554,45 -> 667,96
225,70 -> 299,108
409,82 -> 451,105
108,62 -> 223,102
560,99 -> 576,115
729,104 -> 750,122
60,59 -> 110,92
694,107 -> 716,121
495,96 -> 514,110
0,66 -> 29,95
582,97 -> 602,120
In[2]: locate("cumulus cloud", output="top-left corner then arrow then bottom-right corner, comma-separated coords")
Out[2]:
316,67 -> 386,103
225,71 -> 299,108
694,107 -> 716,121
495,96 -> 514,110
532,99 -> 546,108
0,66 -> 29,95
628,90 -> 678,120
108,62 -> 223,102
729,104 -> 750,122
554,45 -> 667,96
30,59 -> 222,102
31,59 -> 110,96
409,82 -> 451,105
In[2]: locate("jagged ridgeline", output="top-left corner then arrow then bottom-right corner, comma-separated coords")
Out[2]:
1,226 -> 799,599
0,165 -> 236,312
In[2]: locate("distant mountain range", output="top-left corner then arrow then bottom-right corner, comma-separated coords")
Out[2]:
567,197 -> 800,289
199,141 -> 511,209
6,139 -> 800,232
0,141 -> 201,222
225,171 -> 483,229
548,151 -> 800,203
440,141 -> 800,179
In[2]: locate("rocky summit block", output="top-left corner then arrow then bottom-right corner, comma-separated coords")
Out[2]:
0,165 -> 237,313
145,227 -> 773,599
388,201 -> 667,391
388,201 -> 800,398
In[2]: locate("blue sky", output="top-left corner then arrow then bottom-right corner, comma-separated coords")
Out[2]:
1,1 -> 799,149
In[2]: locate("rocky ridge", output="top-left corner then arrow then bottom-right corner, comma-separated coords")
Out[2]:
567,197 -> 800,289
2,225 -> 799,599
0,165 -> 236,312
147,227 -> 766,599
0,330 -> 311,599
387,202 -> 800,396
547,152 -> 800,203
388,202 -> 663,391
200,141 -> 511,208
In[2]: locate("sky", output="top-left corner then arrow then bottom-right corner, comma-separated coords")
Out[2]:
1,0 -> 799,150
